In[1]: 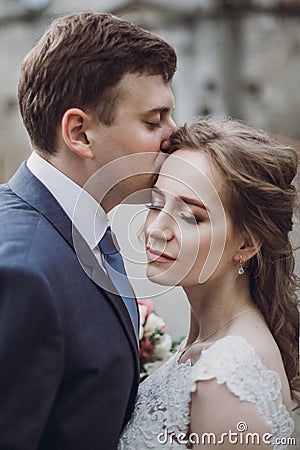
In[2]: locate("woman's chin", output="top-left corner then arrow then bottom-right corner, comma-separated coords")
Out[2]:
146,267 -> 182,286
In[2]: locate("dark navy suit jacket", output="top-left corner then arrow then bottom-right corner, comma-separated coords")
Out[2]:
0,162 -> 139,450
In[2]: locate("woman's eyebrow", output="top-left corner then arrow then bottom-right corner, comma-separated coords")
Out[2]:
153,187 -> 209,212
177,195 -> 209,212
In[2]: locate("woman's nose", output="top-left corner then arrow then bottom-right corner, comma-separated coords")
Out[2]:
146,209 -> 175,242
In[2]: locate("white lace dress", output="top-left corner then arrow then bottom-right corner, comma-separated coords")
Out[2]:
118,336 -> 294,449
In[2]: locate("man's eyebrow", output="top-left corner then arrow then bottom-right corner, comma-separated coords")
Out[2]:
147,106 -> 173,114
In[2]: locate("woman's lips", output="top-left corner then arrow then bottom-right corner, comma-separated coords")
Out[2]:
146,247 -> 176,263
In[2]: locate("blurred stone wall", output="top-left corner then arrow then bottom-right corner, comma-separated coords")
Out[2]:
1,0 -> 300,181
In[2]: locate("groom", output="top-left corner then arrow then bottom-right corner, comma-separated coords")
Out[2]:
0,12 -> 176,450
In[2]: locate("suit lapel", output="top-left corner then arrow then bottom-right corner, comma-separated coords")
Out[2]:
9,162 -> 140,365
9,162 -> 74,249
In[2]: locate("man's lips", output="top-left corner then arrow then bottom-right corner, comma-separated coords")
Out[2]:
146,247 -> 176,263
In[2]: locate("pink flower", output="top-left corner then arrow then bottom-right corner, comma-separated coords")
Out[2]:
138,299 -> 156,340
138,299 -> 172,365
140,337 -> 155,359
138,299 -> 154,316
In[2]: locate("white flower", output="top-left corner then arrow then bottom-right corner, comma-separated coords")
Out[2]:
152,333 -> 172,360
144,312 -> 166,336
138,304 -> 148,340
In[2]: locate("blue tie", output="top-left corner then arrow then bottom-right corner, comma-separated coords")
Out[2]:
99,227 -> 139,343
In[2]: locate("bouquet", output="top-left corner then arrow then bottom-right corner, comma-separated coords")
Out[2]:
138,299 -> 174,381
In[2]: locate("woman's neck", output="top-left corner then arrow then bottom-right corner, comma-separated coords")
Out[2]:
183,275 -> 255,347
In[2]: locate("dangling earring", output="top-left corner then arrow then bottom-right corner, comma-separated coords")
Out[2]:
238,255 -> 245,275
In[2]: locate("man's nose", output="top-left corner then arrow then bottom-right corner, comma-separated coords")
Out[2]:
160,117 -> 177,152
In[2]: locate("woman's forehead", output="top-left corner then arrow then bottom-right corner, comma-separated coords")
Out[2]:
157,150 -> 224,204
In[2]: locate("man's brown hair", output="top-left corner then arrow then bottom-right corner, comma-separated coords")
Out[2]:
18,12 -> 177,154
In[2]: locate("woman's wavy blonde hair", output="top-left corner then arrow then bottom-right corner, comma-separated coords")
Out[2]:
169,116 -> 300,407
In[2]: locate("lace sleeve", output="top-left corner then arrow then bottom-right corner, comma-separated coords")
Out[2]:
190,335 -> 294,450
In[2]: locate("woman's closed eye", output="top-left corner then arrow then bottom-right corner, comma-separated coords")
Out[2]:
180,213 -> 203,225
145,203 -> 204,225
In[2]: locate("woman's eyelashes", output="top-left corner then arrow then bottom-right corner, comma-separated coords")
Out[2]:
180,213 -> 203,224
145,202 -> 164,211
145,203 -> 203,225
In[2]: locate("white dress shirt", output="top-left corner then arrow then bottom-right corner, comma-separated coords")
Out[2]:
27,151 -> 108,269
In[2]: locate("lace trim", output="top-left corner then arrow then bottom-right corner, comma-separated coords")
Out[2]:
119,335 -> 294,450
190,336 -> 295,450
119,352 -> 192,449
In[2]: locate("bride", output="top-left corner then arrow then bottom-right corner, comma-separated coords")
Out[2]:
119,116 -> 299,449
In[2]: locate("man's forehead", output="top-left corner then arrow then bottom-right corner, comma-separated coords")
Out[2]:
118,73 -> 174,106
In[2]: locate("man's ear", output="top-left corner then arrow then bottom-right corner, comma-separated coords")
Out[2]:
61,108 -> 94,159
233,235 -> 262,264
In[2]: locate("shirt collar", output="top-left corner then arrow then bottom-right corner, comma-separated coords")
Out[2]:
27,151 -> 108,249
